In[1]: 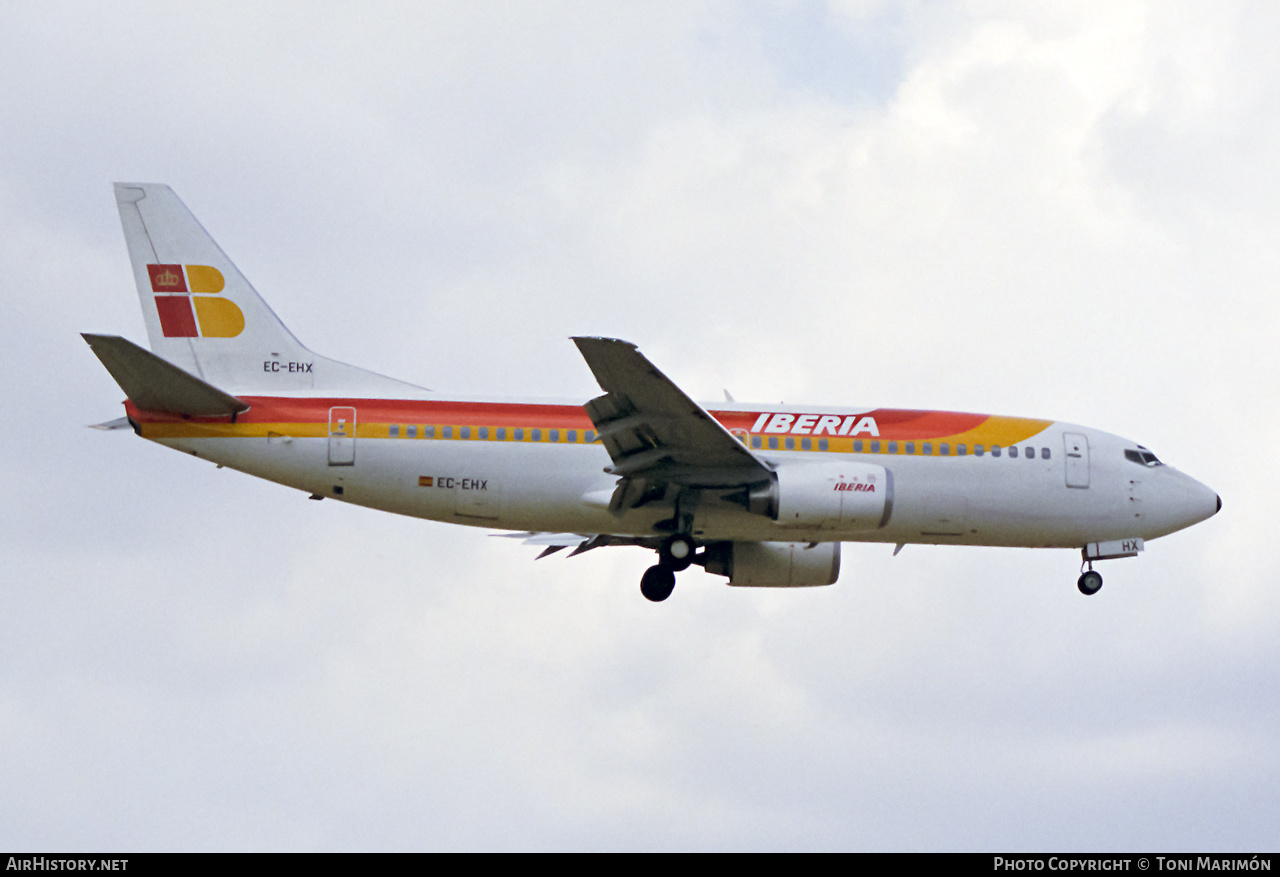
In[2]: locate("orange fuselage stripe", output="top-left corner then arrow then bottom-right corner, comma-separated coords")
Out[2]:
127,398 -> 1054,450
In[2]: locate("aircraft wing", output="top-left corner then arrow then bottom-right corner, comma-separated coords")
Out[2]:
573,337 -> 772,513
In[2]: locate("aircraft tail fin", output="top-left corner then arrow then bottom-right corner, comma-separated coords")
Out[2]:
113,183 -> 426,396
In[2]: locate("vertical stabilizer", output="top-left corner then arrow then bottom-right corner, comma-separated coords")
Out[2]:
114,183 -> 426,396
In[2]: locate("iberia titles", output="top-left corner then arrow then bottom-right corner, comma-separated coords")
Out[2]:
748,412 -> 879,437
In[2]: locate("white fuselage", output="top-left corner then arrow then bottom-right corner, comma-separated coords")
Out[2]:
143,398 -> 1219,551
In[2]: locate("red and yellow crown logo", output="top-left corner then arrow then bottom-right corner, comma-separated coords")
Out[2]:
147,264 -> 244,338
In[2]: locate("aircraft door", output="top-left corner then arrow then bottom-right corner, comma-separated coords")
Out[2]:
454,473 -> 503,519
1064,432 -> 1089,488
451,449 -> 505,520
328,406 -> 356,466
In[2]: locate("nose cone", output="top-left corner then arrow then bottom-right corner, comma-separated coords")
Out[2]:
1184,475 -> 1220,527
1198,482 -> 1221,522
1149,470 -> 1220,537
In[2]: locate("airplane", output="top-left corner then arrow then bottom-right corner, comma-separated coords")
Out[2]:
84,183 -> 1221,602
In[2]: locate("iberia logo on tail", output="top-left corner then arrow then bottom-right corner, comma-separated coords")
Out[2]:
147,264 -> 244,338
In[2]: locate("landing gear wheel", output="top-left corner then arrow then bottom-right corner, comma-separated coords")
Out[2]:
658,534 -> 696,571
1077,570 -> 1103,596
640,565 -> 676,602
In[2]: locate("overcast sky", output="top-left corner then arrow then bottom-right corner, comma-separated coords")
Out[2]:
1,0 -> 1276,852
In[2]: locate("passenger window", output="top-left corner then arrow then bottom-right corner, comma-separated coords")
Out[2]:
801,437 -> 811,451
887,441 -> 898,454
460,427 -> 471,440
818,438 -> 828,451
752,436 -> 762,449
496,428 -> 507,440
992,445 -> 1001,457
785,437 -> 795,450
768,437 -> 779,450
513,428 -> 524,441
532,429 -> 542,441
479,427 -> 489,440
408,425 -> 418,438
442,426 -> 453,439
1041,447 -> 1050,460
940,443 -> 949,456
1009,446 -> 1018,458
567,430 -> 577,443
585,431 -> 596,443
922,442 -> 932,456
975,444 -> 984,456
425,425 -> 436,439
549,429 -> 560,443
956,444 -> 966,456
905,442 -> 915,455
871,441 -> 881,453
1026,447 -> 1036,461
389,424 -> 400,438
853,440 -> 863,452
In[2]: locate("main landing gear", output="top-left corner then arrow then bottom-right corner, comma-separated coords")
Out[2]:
641,534 -> 697,602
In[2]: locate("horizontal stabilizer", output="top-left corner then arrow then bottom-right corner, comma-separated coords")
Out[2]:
493,530 -> 657,557
89,416 -> 133,430
495,531 -> 592,546
82,333 -> 249,417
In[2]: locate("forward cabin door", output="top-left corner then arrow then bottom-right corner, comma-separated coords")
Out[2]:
328,406 -> 356,466
1064,432 -> 1089,488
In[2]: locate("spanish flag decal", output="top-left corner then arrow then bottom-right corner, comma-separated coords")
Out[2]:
148,265 -> 244,338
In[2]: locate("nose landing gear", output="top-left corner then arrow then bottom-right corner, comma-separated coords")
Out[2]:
1077,567 -> 1103,596
641,534 -> 698,602
1076,539 -> 1144,595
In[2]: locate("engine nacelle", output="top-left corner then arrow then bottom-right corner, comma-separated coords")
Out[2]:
703,541 -> 841,588
750,461 -> 893,531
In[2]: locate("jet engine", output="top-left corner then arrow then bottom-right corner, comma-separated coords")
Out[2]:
745,461 -> 893,531
703,541 -> 841,588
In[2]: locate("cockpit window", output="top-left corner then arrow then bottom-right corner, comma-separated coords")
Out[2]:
1124,447 -> 1164,467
